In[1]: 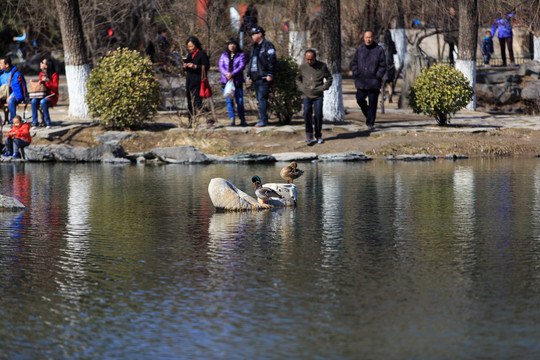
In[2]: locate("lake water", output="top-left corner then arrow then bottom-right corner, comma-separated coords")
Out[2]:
1,159 -> 540,359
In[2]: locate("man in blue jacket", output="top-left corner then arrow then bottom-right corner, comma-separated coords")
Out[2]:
351,31 -> 386,130
246,26 -> 276,127
0,57 -> 26,124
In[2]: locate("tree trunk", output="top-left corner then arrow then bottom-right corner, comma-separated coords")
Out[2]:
55,0 -> 90,118
456,0 -> 478,111
391,0 -> 407,92
535,34 -> 540,62
392,0 -> 407,70
321,0 -> 344,122
362,0 -> 379,32
289,29 -> 308,64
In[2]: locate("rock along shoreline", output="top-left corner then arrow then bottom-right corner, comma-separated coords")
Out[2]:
2,144 -> 470,164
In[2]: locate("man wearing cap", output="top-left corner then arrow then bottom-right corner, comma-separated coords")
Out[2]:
246,26 -> 276,127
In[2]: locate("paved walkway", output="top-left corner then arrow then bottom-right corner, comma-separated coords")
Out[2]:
21,78 -> 540,139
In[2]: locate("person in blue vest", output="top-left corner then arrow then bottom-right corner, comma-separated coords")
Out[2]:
0,57 -> 26,124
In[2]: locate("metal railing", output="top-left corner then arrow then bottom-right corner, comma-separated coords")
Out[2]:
440,54 -> 533,66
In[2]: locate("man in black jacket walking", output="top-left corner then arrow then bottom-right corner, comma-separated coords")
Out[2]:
351,31 -> 386,130
246,26 -> 276,127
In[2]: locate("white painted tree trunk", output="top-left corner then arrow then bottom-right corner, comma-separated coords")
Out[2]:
323,73 -> 344,122
455,60 -> 476,110
229,7 -> 240,32
289,30 -> 308,64
391,28 -> 407,70
65,64 -> 90,118
56,0 -> 90,119
535,35 -> 540,62
321,0 -> 343,123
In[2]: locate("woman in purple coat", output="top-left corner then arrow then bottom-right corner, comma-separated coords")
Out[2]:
219,38 -> 247,126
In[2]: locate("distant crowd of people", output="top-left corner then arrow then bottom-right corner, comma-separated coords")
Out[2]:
175,4 -> 521,142
179,26 -> 387,142
442,7 -> 516,68
0,55 -> 59,158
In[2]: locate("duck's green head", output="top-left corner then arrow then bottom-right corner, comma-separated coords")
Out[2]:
252,175 -> 261,184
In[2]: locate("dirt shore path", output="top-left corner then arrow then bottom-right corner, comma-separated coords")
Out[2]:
29,78 -> 540,159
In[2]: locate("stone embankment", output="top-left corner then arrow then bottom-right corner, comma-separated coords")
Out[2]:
3,140 -> 467,164
476,61 -> 540,112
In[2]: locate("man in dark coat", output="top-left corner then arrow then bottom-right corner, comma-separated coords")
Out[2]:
351,31 -> 386,130
246,26 -> 276,127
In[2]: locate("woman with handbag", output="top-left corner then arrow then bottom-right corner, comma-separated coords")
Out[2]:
219,38 -> 247,126
183,36 -> 210,120
30,58 -> 58,128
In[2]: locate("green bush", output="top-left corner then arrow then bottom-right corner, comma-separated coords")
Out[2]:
268,56 -> 302,125
408,64 -> 473,126
86,48 -> 161,129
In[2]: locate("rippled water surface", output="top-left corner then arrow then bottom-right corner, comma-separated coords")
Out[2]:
2,159 -> 540,359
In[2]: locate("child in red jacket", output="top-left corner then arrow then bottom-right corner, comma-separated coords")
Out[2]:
4,115 -> 31,158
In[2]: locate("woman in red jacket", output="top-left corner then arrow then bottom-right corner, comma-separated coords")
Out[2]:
4,115 -> 31,158
30,58 -> 59,128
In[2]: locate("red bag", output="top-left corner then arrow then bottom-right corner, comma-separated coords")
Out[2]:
199,65 -> 213,98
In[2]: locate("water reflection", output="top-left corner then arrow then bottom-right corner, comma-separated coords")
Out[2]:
393,172 -> 413,255
57,168 -> 92,301
453,166 -> 476,275
321,170 -> 343,268
532,163 -> 540,274
2,160 -> 540,358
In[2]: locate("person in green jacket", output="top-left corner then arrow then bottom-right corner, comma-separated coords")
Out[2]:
295,49 -> 333,144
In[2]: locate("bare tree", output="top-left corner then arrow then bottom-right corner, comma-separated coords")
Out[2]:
456,0 -> 478,110
515,0 -> 540,61
392,0 -> 407,79
55,0 -> 90,117
321,0 -> 345,122
288,0 -> 310,63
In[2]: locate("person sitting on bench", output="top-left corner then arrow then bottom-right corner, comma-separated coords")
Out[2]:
4,115 -> 31,159
30,58 -> 58,128
0,57 -> 26,124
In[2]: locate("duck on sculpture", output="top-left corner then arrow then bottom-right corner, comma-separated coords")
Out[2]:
252,175 -> 284,204
280,162 -> 304,184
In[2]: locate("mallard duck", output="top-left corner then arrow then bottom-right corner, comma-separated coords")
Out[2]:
252,175 -> 284,203
280,162 -> 304,184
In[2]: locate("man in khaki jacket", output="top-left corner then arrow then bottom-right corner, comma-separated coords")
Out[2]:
296,49 -> 332,144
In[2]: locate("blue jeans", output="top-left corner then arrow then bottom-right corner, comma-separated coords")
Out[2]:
225,87 -> 245,122
303,97 -> 323,138
253,79 -> 270,126
5,137 -> 29,156
8,97 -> 18,123
356,89 -> 380,127
31,98 -> 52,126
